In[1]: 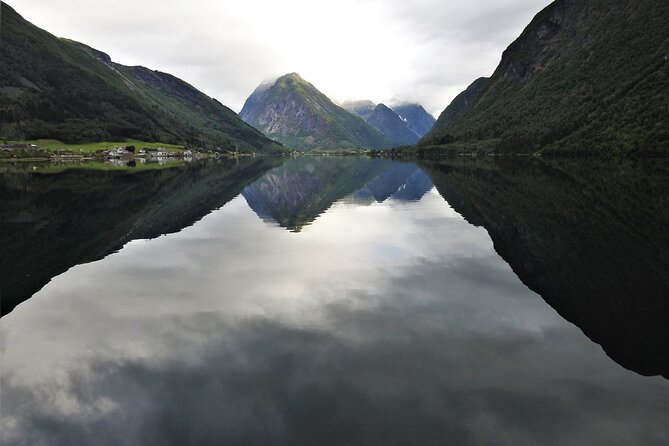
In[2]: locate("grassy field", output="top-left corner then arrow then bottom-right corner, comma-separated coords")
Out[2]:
10,139 -> 184,153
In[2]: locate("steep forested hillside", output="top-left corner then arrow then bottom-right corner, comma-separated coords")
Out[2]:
423,0 -> 669,154
0,3 -> 282,152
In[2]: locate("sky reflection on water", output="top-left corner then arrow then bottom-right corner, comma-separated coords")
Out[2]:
1,159 -> 667,446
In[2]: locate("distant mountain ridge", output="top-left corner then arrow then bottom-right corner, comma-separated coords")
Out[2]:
422,0 -> 669,154
391,104 -> 436,138
239,73 -> 392,151
343,100 -> 435,145
0,3 -> 281,152
365,104 -> 420,145
340,100 -> 377,121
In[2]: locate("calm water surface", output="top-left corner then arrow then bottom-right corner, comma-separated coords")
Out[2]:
1,157 -> 667,445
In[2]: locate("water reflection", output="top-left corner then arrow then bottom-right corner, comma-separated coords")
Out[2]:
420,157 -> 669,378
0,157 -> 281,316
1,157 -> 667,445
241,158 -> 433,232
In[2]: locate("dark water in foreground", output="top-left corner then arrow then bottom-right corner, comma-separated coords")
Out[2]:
1,157 -> 667,445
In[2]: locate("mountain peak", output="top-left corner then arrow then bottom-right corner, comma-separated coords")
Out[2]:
391,104 -> 436,138
239,74 -> 391,151
343,101 -> 436,142
276,72 -> 305,84
365,104 -> 420,145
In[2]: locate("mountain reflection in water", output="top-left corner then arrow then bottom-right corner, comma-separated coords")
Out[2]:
420,157 -> 669,378
1,156 -> 667,446
0,157 -> 281,316
241,158 -> 433,232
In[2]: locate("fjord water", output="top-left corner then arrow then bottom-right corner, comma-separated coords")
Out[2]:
1,157 -> 667,445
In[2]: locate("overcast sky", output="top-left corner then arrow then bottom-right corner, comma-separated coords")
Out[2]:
10,0 -> 551,116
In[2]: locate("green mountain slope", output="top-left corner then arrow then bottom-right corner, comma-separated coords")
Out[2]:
0,3 -> 282,152
431,78 -> 488,129
239,73 -> 392,151
423,0 -> 669,154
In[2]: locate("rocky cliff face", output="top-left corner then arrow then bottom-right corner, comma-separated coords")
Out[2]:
239,73 -> 391,151
495,0 -> 572,82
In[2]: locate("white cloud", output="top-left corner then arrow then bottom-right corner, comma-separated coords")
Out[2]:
9,0 -> 551,116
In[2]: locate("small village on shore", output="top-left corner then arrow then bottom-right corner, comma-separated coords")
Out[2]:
101,145 -> 193,160
0,142 -> 254,166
